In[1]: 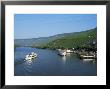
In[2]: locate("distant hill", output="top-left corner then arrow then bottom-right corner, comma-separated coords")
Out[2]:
15,33 -> 70,47
40,28 -> 97,50
15,27 -> 97,51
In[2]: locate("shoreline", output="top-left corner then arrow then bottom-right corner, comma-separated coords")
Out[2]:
15,46 -> 97,59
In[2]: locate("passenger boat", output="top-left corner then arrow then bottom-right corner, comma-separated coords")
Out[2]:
58,50 -> 66,56
66,49 -> 73,53
25,52 -> 37,60
80,55 -> 96,59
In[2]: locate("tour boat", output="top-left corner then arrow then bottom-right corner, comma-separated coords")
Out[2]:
83,59 -> 94,61
66,49 -> 73,53
58,50 -> 66,56
25,52 -> 37,60
80,55 -> 96,59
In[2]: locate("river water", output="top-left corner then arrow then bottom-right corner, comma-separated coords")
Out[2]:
14,47 -> 97,76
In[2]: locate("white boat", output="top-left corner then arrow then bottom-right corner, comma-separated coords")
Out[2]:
57,49 -> 74,56
31,52 -> 37,57
66,49 -> 73,53
57,49 -> 62,52
83,59 -> 94,62
59,50 -> 66,56
80,55 -> 96,59
25,52 -> 37,60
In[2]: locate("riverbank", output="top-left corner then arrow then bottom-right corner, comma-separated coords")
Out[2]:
35,46 -> 97,59
15,46 -> 97,60
74,50 -> 97,59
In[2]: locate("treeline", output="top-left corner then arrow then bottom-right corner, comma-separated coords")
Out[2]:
33,28 -> 97,52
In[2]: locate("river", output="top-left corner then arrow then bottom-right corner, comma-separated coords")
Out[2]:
14,47 -> 97,76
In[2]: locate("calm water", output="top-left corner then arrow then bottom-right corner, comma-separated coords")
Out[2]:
14,47 -> 97,76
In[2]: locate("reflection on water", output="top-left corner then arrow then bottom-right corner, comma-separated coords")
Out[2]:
25,60 -> 33,65
66,53 -> 71,56
61,53 -> 72,63
83,59 -> 94,62
61,56 -> 66,64
14,47 -> 97,76
25,58 -> 36,66
82,59 -> 96,64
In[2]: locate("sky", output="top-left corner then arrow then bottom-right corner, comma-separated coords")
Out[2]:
14,14 -> 97,39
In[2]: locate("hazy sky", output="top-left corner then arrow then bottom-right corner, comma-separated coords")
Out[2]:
14,14 -> 97,39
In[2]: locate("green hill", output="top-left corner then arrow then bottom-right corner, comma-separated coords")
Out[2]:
15,28 -> 97,52
15,32 -> 73,47
41,28 -> 97,51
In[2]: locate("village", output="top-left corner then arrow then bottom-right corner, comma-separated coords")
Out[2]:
57,48 -> 97,60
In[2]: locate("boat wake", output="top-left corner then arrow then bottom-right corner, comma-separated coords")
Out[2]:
14,58 -> 25,66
